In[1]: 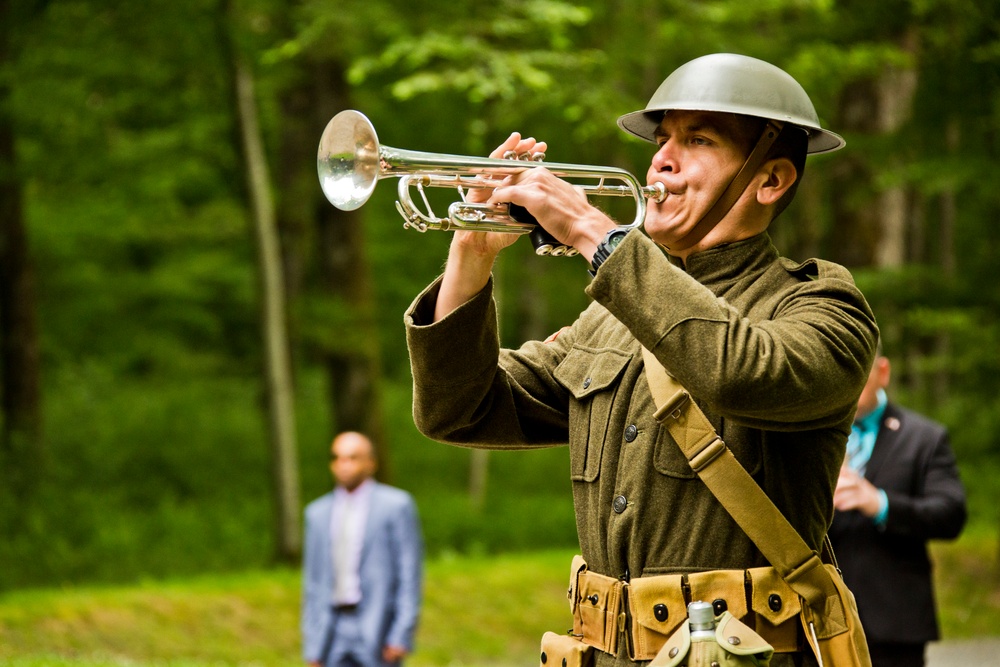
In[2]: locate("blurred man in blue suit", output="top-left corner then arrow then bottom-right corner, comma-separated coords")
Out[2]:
302,431 -> 423,667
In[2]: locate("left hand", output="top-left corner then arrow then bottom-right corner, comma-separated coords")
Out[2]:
382,645 -> 409,663
487,160 -> 616,262
833,465 -> 883,517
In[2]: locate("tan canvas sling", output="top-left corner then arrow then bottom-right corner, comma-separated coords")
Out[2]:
640,346 -> 872,667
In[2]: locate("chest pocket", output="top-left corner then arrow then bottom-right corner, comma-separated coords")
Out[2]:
554,346 -> 631,482
654,412 -> 762,479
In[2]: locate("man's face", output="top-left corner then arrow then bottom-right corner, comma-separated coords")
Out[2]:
644,110 -> 757,250
857,356 -> 891,417
330,433 -> 376,491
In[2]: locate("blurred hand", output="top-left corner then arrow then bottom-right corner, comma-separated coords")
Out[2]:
383,645 -> 409,663
833,465 -> 883,517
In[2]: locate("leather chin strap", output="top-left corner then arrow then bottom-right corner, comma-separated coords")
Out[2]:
667,119 -> 786,253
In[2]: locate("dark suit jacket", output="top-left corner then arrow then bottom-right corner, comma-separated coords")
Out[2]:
829,402 -> 966,644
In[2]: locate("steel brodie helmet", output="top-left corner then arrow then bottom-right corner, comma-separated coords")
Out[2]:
617,53 -> 845,155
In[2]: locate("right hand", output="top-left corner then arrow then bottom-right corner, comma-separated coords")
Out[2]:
450,132 -> 548,260
433,132 -> 547,322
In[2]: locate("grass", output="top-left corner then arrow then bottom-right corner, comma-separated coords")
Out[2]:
1,536 -> 998,667
0,549 -> 574,667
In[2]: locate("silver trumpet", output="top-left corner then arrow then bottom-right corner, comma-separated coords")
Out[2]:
317,109 -> 665,256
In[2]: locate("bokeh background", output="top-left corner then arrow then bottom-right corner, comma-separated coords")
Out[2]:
1,1 -> 998,662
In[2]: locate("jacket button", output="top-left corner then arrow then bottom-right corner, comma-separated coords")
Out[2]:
583,377 -> 592,389
624,424 -> 638,442
768,594 -> 782,612
653,603 -> 669,622
613,495 -> 627,513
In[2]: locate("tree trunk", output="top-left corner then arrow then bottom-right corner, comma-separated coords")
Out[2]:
933,118 -> 959,405
872,48 -> 919,269
0,0 -> 43,497
830,30 -> 919,270
314,60 -> 388,477
226,9 -> 301,562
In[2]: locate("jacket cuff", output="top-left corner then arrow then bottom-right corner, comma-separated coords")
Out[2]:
404,275 -> 501,387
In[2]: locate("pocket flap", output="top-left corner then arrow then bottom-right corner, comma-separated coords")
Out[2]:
687,569 -> 748,620
554,347 -> 631,399
540,631 -> 593,667
648,620 -> 690,667
747,567 -> 801,626
714,611 -> 775,658
629,574 -> 687,633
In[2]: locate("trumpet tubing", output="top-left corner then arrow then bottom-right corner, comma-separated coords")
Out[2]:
317,110 -> 663,256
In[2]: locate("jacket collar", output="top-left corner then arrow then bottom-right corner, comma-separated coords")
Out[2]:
665,232 -> 778,287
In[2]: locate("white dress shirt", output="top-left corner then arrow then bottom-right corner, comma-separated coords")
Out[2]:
330,478 -> 373,606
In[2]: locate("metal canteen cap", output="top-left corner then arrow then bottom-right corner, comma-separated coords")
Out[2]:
617,53 -> 845,155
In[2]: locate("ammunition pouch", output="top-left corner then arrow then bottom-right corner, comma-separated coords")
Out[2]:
567,557 -> 802,661
540,631 -> 594,667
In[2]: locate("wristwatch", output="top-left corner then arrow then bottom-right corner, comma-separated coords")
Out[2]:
589,227 -> 630,275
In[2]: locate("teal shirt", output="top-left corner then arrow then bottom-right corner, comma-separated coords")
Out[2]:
847,388 -> 890,524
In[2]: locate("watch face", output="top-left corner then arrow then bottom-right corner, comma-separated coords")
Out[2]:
607,230 -> 628,250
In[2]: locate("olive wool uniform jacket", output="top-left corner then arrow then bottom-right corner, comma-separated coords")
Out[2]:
828,403 -> 966,645
406,231 -> 878,585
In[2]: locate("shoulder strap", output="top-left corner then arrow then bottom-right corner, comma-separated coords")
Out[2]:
640,347 -> 839,612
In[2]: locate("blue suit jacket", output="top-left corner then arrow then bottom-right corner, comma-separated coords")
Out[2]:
301,482 -> 423,666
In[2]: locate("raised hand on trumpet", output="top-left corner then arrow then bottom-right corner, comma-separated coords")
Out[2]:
434,132 -> 616,322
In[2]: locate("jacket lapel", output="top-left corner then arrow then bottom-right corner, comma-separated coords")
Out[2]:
358,482 -> 381,565
864,402 -> 902,482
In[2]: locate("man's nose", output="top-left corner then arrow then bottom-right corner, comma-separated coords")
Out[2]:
651,141 -> 677,173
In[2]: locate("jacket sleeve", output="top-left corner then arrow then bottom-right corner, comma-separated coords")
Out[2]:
588,231 -> 878,430
883,426 -> 967,540
385,494 -> 424,650
301,502 -> 331,662
405,275 -> 574,448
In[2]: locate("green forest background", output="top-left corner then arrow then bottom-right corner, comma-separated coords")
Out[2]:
1,0 -> 999,606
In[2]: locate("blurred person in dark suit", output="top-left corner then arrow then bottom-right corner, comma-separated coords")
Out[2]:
830,344 -> 967,667
302,431 -> 423,667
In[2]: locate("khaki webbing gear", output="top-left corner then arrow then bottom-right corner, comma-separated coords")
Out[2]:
541,630 -> 594,667
566,557 -> 802,661
640,347 -> 872,667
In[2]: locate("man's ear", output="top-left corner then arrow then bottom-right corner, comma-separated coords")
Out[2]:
755,157 -> 797,206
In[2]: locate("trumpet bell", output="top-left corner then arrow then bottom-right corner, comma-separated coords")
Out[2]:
317,109 -> 380,211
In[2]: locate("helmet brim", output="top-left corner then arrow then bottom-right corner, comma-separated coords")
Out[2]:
617,107 -> 845,155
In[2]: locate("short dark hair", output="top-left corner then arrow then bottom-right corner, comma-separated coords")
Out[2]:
767,124 -> 808,220
728,115 -> 808,221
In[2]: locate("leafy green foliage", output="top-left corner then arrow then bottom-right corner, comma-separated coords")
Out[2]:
2,0 -> 999,591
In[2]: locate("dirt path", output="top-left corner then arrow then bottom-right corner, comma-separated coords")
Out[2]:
927,637 -> 1000,666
